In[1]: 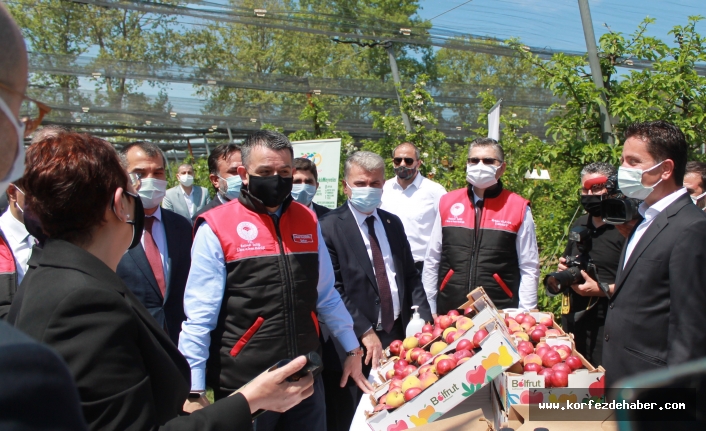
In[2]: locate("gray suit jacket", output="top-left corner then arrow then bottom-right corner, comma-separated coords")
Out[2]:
163,185 -> 210,223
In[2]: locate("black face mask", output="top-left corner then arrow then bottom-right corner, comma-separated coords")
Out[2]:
23,207 -> 48,247
113,191 -> 145,250
581,195 -> 603,218
248,175 -> 293,208
394,165 -> 417,180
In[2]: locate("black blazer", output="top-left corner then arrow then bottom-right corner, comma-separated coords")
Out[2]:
14,239 -> 252,431
604,193 -> 706,387
312,202 -> 331,219
0,319 -> 87,431
193,195 -> 223,221
319,204 -> 432,337
117,208 -> 192,345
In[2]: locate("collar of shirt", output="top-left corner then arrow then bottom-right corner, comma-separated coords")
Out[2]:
638,187 -> 687,222
390,171 -> 423,192
179,185 -> 194,198
149,206 -> 163,222
0,208 -> 31,244
472,190 -> 483,205
347,200 -> 381,227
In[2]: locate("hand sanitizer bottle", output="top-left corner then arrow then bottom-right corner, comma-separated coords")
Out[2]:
405,305 -> 425,338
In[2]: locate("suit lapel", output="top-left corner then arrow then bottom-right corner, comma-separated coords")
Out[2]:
338,207 -> 378,293
127,245 -> 163,300
162,211 -> 181,304
379,212 -> 405,306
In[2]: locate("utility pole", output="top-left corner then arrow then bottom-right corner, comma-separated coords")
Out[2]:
385,42 -> 412,133
578,0 -> 614,145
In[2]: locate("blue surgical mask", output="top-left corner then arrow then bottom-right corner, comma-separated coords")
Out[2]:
617,161 -> 664,200
219,175 -> 242,201
346,182 -> 383,214
291,184 -> 317,206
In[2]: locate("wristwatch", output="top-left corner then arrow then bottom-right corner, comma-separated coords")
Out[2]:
347,347 -> 364,357
188,391 -> 205,400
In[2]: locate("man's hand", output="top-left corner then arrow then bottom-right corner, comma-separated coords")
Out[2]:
572,270 -> 608,297
360,329 -> 383,370
557,257 -> 568,272
340,355 -> 374,394
183,394 -> 210,413
239,356 -> 315,414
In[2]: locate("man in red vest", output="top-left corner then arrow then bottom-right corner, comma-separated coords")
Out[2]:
422,137 -> 540,314
179,130 -> 372,430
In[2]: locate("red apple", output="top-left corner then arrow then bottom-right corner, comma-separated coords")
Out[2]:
389,340 -> 403,356
416,351 -> 433,365
540,316 -> 553,327
542,350 -> 562,368
457,357 -> 471,365
409,347 -> 425,363
545,329 -> 562,337
556,348 -> 569,361
523,315 -> 537,327
565,355 -> 583,370
432,327 -> 443,338
456,338 -> 473,352
447,309 -> 460,317
524,362 -> 542,373
535,341 -> 549,350
520,322 -> 533,332
517,341 -> 535,356
523,353 -> 543,366
438,315 -> 453,330
418,333 -> 434,347
385,369 -> 395,380
556,345 -> 572,355
551,370 -> 569,388
389,379 -> 403,391
414,332 -> 422,339
403,365 -> 417,377
394,359 -> 409,371
514,313 -> 526,324
436,358 -> 456,376
418,364 -> 434,376
453,349 -> 474,363
445,330 -> 458,344
535,346 -> 551,359
464,306 -> 474,315
533,324 -> 548,333
552,363 -> 571,374
530,329 -> 546,343
422,324 -> 434,334
472,329 -> 489,348
538,368 -> 554,388
403,387 -> 423,400
419,372 -> 438,389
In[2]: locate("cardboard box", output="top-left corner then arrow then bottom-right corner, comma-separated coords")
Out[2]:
507,404 -> 618,431
494,337 -> 605,411
364,320 -> 521,431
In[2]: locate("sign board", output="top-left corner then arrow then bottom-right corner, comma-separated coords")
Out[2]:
292,138 -> 342,209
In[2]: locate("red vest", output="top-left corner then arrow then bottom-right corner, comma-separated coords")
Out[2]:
0,230 -> 18,319
197,195 -> 321,391
436,186 -> 528,312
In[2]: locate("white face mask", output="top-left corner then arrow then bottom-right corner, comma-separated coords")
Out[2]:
617,161 -> 664,200
291,183 -> 317,206
178,174 -> 194,187
137,177 -> 168,209
0,96 -> 26,192
466,162 -> 499,189
346,182 -> 383,214
691,191 -> 706,205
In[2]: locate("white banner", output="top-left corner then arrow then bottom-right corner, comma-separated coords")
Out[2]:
292,138 -> 342,209
487,99 -> 502,141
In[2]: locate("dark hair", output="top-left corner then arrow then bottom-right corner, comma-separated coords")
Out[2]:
24,132 -> 128,246
294,157 -> 318,182
625,121 -> 688,186
119,141 -> 166,169
392,142 -> 420,160
241,130 -> 293,168
686,161 -> 706,191
207,143 -> 241,175
177,163 -> 193,172
580,162 -> 617,179
468,137 -> 504,161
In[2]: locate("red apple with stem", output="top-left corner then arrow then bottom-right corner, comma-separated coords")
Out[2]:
389,340 -> 403,356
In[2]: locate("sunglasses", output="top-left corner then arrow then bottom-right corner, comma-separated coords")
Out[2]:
467,157 -> 502,165
0,82 -> 51,136
393,157 -> 416,165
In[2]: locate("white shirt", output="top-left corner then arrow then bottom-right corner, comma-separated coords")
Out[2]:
0,208 -> 34,284
380,173 -> 447,262
624,188 -> 687,267
141,207 -> 170,285
180,185 -> 196,217
347,201 -> 401,322
422,189 -> 540,313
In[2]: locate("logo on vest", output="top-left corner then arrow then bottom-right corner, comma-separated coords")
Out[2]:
292,234 -> 313,244
490,218 -> 513,229
445,202 -> 466,224
237,222 -> 258,242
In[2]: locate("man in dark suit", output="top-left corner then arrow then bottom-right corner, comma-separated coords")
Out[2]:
599,121 -> 706,387
320,151 -> 433,371
193,143 -> 242,221
292,157 -> 331,218
117,142 -> 193,345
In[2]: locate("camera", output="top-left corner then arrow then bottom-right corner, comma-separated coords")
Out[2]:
543,226 -> 599,295
599,174 -> 642,225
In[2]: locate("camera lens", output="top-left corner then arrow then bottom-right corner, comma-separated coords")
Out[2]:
543,267 -> 583,295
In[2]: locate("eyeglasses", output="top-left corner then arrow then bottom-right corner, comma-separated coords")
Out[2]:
467,157 -> 502,165
580,183 -> 607,195
128,172 -> 142,190
393,157 -> 416,166
0,82 -> 51,136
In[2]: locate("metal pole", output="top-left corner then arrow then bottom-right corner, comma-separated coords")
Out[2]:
226,125 -> 233,143
385,43 -> 412,133
203,135 -> 210,156
578,0 -> 614,145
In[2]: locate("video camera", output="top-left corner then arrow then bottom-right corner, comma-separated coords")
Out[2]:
543,226 -> 600,295
583,174 -> 642,225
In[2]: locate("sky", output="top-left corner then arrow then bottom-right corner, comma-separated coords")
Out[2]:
417,0 -> 704,52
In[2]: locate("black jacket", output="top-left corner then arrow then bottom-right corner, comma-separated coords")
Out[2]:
312,202 -> 331,219
604,193 -> 706,387
0,319 -> 87,431
14,239 -> 252,431
319,204 -> 432,337
117,208 -> 192,345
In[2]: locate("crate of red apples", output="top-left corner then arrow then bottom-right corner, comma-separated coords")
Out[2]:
494,310 -> 606,410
